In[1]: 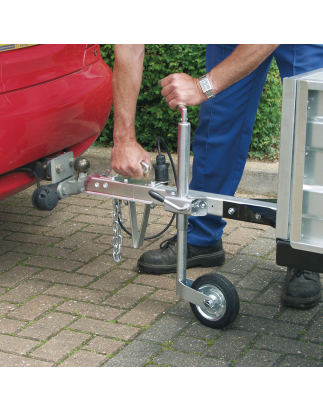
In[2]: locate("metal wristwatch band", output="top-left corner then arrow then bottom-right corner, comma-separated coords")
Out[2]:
199,75 -> 214,99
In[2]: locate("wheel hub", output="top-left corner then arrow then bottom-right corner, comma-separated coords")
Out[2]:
197,284 -> 226,321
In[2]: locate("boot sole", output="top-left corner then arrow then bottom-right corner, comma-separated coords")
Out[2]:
137,250 -> 225,275
281,291 -> 322,308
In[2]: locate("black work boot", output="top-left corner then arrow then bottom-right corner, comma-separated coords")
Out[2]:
137,235 -> 225,274
281,268 -> 322,308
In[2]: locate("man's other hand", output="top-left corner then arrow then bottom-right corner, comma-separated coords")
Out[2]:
159,73 -> 206,110
111,141 -> 152,178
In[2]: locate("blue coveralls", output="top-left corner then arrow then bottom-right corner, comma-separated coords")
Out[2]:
187,44 -> 323,247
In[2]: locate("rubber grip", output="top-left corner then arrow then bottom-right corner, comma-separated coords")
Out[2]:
148,190 -> 165,203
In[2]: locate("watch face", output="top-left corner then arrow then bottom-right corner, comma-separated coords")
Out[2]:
200,76 -> 214,99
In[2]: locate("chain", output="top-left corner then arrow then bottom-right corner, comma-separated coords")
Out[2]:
112,199 -> 123,263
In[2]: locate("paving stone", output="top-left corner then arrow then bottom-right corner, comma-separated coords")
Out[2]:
148,289 -> 180,304
225,227 -> 263,245
182,321 -> 223,340
256,259 -> 286,272
31,330 -> 90,362
239,237 -> 276,257
54,232 -> 99,249
266,250 -> 276,260
105,284 -> 154,309
0,266 -> 39,287
134,274 -> 176,291
278,355 -> 323,367
168,300 -> 196,320
234,349 -> 281,367
117,259 -> 139,271
239,302 -> 281,319
0,240 -> 21,255
237,269 -> 279,291
58,350 -> 107,366
88,269 -> 136,292
25,256 -> 82,272
0,302 -> 16,316
5,233 -> 60,246
0,205 -> 31,214
254,283 -> 283,306
0,334 -> 39,355
0,351 -> 53,367
45,221 -> 87,238
0,212 -> 39,224
63,205 -> 110,216
0,317 -> 27,334
72,214 -> 113,226
7,295 -> 63,321
218,255 -> 260,276
70,318 -> 139,341
0,280 -> 51,303
255,335 -> 323,359
56,300 -> 123,321
103,340 -> 161,367
305,316 -> 323,343
237,288 -> 259,302
260,227 -> 276,239
118,300 -> 171,326
154,350 -> 229,367
61,197 -> 105,207
33,270 -> 93,287
171,336 -> 208,353
0,222 -> 50,235
83,336 -> 125,355
34,212 -> 78,227
137,315 -> 192,343
16,244 -> 71,258
81,224 -> 114,235
203,329 -> 258,361
232,315 -> 303,338
277,305 -> 321,325
77,255 -> 117,276
43,284 -> 108,303
0,252 -> 28,272
67,243 -> 110,262
222,242 -> 242,256
18,312 -> 76,340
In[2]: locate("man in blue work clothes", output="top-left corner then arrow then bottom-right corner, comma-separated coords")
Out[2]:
111,44 -> 322,309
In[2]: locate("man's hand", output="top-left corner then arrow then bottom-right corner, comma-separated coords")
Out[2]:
159,73 -> 206,110
111,140 -> 152,178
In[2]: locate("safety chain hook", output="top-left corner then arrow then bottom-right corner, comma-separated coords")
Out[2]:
112,199 -> 123,262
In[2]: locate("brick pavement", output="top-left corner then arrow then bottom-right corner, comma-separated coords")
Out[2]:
0,184 -> 322,367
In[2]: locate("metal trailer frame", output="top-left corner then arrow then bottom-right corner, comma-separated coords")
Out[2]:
30,68 -> 323,328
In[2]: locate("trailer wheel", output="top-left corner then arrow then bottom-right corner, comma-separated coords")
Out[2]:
190,273 -> 240,329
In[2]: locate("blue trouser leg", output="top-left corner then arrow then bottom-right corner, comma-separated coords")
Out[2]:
187,44 -> 323,248
187,45 -> 273,246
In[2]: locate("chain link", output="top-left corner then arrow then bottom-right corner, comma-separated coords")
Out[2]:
112,199 -> 123,263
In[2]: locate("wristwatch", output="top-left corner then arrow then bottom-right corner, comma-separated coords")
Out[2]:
199,75 -> 215,99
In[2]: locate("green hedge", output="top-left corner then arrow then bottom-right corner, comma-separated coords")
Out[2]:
99,45 -> 282,160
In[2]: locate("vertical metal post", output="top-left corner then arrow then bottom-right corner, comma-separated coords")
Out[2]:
176,105 -> 191,292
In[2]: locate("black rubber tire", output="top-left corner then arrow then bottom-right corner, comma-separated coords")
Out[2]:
190,273 -> 240,329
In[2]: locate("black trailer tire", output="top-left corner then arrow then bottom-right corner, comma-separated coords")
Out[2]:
190,273 -> 240,329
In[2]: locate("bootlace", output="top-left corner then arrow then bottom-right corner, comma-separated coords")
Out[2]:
160,235 -> 177,251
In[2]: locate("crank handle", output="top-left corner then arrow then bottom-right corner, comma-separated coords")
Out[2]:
149,190 -> 189,212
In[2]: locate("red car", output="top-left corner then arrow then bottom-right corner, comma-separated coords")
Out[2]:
0,44 -> 113,201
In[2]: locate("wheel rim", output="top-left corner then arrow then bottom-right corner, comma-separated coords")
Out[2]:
196,284 -> 226,321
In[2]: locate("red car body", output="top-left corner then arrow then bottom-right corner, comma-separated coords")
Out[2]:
0,44 -> 113,200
